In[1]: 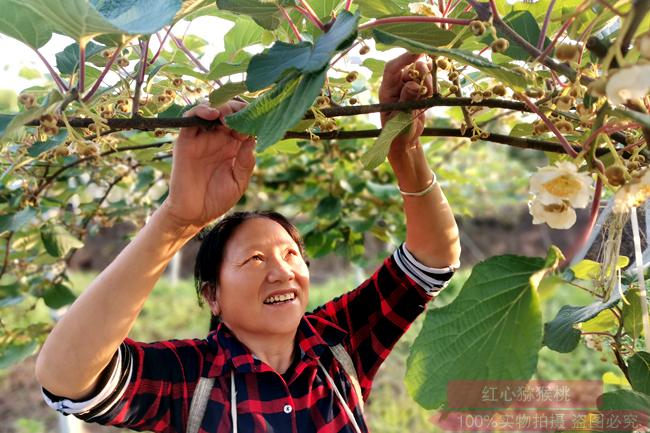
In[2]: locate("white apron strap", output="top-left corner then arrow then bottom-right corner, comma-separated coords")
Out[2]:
186,376 -> 215,433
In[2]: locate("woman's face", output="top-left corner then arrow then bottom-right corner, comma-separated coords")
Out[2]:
215,217 -> 310,337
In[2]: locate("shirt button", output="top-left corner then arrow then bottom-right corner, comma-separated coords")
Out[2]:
283,404 -> 293,414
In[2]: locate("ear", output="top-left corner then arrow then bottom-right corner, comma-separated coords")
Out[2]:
201,282 -> 221,316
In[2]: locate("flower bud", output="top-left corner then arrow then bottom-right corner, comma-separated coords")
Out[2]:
556,44 -> 580,62
605,165 -> 626,186
19,93 -> 35,108
172,77 -> 184,87
345,71 -> 358,83
117,57 -> 130,67
492,85 -> 507,96
555,95 -> 574,111
470,20 -> 485,36
349,97 -> 358,105
555,119 -> 574,134
491,38 -> 509,53
436,57 -> 449,70
359,45 -> 370,55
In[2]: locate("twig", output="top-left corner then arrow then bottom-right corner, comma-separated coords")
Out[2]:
0,233 -> 13,281
295,5 -> 325,31
149,26 -> 174,66
561,177 -> 603,268
77,43 -> 86,94
345,0 -> 353,11
296,0 -> 324,30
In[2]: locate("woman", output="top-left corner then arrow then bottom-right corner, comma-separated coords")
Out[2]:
35,52 -> 461,433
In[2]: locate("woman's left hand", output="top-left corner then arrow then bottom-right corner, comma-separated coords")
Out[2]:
378,52 -> 434,155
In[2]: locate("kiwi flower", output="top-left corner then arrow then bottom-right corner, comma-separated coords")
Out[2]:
408,2 -> 440,16
613,169 -> 650,213
606,64 -> 650,105
528,161 -> 593,229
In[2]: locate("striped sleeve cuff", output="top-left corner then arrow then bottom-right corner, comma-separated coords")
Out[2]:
393,243 -> 458,295
41,342 -> 132,420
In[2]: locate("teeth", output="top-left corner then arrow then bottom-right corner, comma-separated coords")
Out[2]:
264,292 -> 296,304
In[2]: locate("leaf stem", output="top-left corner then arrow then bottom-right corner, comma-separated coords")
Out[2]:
170,33 -> 208,73
516,92 -> 579,158
149,25 -> 174,66
629,207 -> 650,352
358,16 -> 472,30
295,5 -> 325,31
297,0 -> 324,29
279,6 -> 303,41
131,38 -> 150,117
33,49 -> 68,94
537,0 -> 555,50
77,43 -> 86,94
345,0 -> 353,11
83,46 -> 122,103
0,233 -> 13,281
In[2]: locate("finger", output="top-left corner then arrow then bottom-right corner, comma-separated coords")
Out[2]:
400,81 -> 422,101
380,52 -> 423,101
183,104 -> 220,120
230,128 -> 251,142
219,101 -> 248,125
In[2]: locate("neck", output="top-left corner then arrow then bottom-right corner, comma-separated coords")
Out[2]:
229,327 -> 297,374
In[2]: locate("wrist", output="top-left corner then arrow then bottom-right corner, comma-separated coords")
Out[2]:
153,204 -> 203,241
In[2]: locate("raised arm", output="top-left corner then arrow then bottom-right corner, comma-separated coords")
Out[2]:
34,102 -> 256,400
379,52 -> 461,268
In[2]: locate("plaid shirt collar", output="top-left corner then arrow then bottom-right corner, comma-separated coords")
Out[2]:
204,315 -> 348,378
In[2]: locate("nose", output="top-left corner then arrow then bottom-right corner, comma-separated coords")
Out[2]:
266,255 -> 295,283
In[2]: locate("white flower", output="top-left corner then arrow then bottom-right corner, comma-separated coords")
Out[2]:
613,169 -> 650,213
529,199 -> 577,229
408,2 -> 440,16
529,161 -> 593,208
606,64 -> 650,105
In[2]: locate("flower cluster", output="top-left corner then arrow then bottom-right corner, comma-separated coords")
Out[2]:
528,161 -> 593,229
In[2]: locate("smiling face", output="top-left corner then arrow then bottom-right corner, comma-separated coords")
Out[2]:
213,217 -> 310,337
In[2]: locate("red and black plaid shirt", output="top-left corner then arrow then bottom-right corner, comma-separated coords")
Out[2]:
43,247 -> 455,433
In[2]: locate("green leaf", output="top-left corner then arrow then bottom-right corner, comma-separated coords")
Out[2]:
1,107 -> 45,142
227,69 -> 327,150
571,257 -> 628,280
27,131 -> 68,157
373,29 -> 528,88
0,340 -> 38,369
364,23 -> 456,47
246,10 -> 359,91
209,82 -> 248,107
55,41 -> 106,75
405,248 -> 561,409
543,289 -> 624,353
265,139 -> 301,154
315,196 -> 342,220
0,1 -> 52,48
19,67 -> 43,80
0,114 -> 13,137
623,288 -> 645,340
510,123 -> 534,137
0,207 -> 36,234
355,0 -> 410,17
628,352 -> 650,396
309,0 -> 340,21
42,283 -> 77,309
0,283 -> 23,308
597,390 -> 650,430
12,0 -> 181,42
366,181 -> 399,201
361,111 -> 412,170
613,108 -> 650,129
580,309 -> 618,332
224,18 -> 265,54
216,0 -> 282,30
41,225 -> 84,257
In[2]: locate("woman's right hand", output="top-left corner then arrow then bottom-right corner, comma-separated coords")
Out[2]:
160,101 -> 256,231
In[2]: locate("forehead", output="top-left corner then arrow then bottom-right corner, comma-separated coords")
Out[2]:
225,217 -> 297,254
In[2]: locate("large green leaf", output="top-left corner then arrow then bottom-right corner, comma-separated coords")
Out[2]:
10,0 -> 182,42
224,18 -> 265,54
309,0 -> 340,21
623,288 -> 645,341
405,247 -> 562,409
208,81 -> 247,107
246,10 -> 359,91
365,22 -> 456,47
355,0 -> 410,17
207,51 -> 251,80
0,1 -> 52,48
0,207 -> 36,234
41,225 -> 84,257
227,69 -> 327,150
216,0 -> 282,30
373,29 -> 528,88
360,111 -> 412,170
55,41 -> 106,75
628,352 -> 650,396
0,340 -> 38,369
543,289 -> 624,353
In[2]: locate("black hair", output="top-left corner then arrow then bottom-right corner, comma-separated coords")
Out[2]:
194,210 -> 307,311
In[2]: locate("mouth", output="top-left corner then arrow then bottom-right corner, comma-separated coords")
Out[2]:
263,291 -> 297,305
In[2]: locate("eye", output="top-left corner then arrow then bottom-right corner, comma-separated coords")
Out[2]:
285,248 -> 299,258
246,254 -> 264,263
